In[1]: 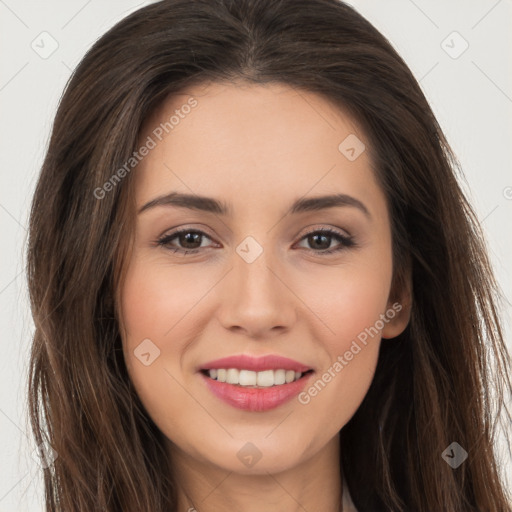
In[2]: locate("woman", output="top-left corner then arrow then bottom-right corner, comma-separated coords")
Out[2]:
26,0 -> 512,510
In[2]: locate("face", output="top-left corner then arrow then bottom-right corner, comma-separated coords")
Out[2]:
119,80 -> 410,476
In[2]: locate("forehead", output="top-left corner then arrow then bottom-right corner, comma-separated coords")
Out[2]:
140,80 -> 361,155
134,80 -> 384,218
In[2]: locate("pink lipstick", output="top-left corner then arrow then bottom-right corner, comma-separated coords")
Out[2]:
198,354 -> 314,412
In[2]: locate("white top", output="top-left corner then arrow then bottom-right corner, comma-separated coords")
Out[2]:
342,475 -> 358,512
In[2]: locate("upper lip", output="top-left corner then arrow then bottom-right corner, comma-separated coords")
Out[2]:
199,354 -> 313,373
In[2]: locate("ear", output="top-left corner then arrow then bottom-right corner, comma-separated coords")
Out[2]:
381,266 -> 412,340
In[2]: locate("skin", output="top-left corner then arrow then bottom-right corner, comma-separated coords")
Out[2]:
119,80 -> 411,512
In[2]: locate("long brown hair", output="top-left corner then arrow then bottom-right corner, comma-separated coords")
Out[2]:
26,0 -> 512,510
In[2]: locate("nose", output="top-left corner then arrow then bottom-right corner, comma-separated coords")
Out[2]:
216,241 -> 297,339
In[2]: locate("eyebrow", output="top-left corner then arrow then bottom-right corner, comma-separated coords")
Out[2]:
138,192 -> 371,219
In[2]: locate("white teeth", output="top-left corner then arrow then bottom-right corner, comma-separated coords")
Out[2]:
207,368 -> 307,387
274,369 -> 286,385
239,369 -> 257,386
285,370 -> 295,383
256,370 -> 274,387
226,368 -> 239,384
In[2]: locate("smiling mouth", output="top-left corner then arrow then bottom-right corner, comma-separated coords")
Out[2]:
200,368 -> 315,388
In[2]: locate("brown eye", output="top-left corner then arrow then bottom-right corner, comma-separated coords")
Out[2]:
157,229 -> 215,254
296,228 -> 355,255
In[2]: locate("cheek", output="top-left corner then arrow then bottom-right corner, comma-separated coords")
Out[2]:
300,251 -> 393,353
293,251 -> 392,423
120,254 -> 215,344
119,252 -> 233,403
118,254 -> 189,373
119,255 -> 212,429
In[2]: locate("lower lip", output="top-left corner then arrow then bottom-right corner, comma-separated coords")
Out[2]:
200,371 -> 314,412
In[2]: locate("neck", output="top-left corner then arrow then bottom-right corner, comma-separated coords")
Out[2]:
169,434 -> 343,512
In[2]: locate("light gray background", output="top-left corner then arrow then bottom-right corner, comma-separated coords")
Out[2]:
1,0 -> 511,509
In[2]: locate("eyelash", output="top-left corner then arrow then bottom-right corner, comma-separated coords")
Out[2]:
156,227 -> 355,256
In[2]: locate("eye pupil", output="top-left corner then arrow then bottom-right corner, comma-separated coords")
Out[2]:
310,233 -> 330,250
180,232 -> 201,248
